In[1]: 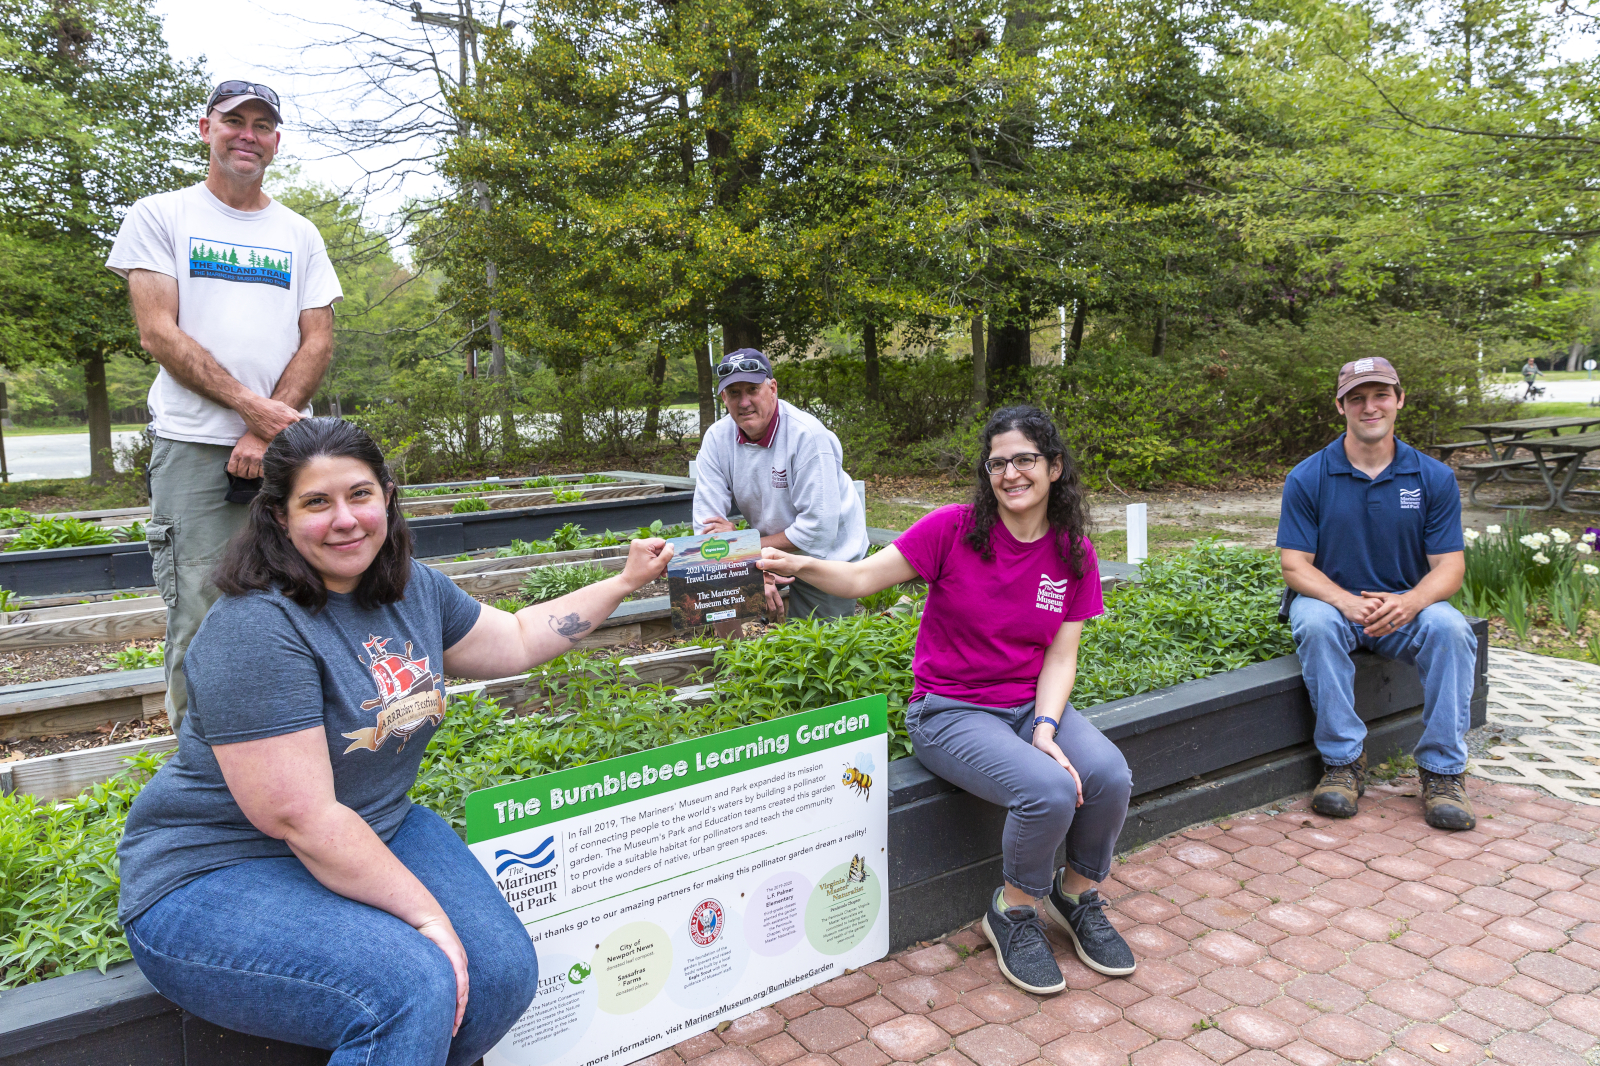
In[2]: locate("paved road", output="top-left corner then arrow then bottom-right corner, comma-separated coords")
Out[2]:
1490,379 -> 1600,404
0,431 -> 146,482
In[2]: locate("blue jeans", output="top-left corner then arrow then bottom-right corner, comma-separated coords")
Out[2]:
908,694 -> 1132,896
126,805 -> 537,1066
1289,595 -> 1477,775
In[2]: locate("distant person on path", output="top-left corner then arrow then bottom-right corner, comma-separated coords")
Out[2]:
1522,357 -> 1544,397
106,81 -> 343,729
693,348 -> 868,620
116,419 -> 674,1062
1278,356 -> 1478,831
758,406 -> 1136,995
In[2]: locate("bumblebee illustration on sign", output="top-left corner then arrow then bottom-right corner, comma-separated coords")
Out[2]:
840,752 -> 874,799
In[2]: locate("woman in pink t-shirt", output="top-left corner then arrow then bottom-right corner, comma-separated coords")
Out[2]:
759,405 -> 1134,995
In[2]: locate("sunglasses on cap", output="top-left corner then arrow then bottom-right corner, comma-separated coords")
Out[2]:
206,80 -> 281,111
716,357 -> 767,378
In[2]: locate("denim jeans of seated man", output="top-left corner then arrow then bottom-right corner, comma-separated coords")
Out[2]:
125,805 -> 537,1066
1288,594 -> 1477,775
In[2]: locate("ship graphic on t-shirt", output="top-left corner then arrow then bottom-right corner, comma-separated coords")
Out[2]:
341,635 -> 446,754
188,237 -> 292,290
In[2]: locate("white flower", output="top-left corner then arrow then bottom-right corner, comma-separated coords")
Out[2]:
1533,552 -> 1551,564
1520,534 -> 1540,548
1487,525 -> 1503,534
1464,529 -> 1481,542
1552,529 -> 1572,544
1585,564 -> 1599,576
1585,532 -> 1597,543
1579,542 -> 1593,555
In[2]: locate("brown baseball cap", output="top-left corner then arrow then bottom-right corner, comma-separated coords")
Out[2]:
1336,356 -> 1401,399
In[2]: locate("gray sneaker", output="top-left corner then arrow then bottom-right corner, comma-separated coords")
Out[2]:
982,894 -> 1066,994
1043,878 -> 1136,976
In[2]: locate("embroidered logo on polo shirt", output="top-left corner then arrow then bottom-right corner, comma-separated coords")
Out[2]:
771,467 -> 789,488
1399,488 -> 1422,510
1036,573 -> 1069,612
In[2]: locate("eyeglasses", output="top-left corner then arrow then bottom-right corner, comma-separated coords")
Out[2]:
207,81 -> 281,111
982,452 -> 1047,475
716,358 -> 767,378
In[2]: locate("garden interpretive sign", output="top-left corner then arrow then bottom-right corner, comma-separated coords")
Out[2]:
666,531 -> 764,629
466,696 -> 891,1066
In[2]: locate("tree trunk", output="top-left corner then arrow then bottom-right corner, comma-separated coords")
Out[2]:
721,310 -> 762,353
85,349 -> 113,485
863,320 -> 880,402
1151,314 -> 1168,360
1069,298 -> 1086,356
989,317 -> 1032,373
971,313 -> 987,411
643,341 -> 667,439
697,325 -> 717,439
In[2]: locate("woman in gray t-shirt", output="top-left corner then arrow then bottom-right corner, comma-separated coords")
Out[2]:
117,418 -> 673,1065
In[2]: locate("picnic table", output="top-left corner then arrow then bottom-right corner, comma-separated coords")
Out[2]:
1460,426 -> 1600,511
1458,415 -> 1600,462
1452,416 -> 1600,510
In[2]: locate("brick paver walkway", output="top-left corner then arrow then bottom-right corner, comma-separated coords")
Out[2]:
637,778 -> 1600,1066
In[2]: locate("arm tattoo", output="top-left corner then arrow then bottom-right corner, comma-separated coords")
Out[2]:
548,612 -> 593,643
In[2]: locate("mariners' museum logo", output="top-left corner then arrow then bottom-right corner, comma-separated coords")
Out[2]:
1036,573 -> 1069,612
189,237 -> 293,289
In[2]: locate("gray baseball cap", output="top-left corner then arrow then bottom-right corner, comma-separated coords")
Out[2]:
716,348 -> 773,392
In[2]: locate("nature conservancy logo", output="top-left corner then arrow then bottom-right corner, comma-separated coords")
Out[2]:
1036,573 -> 1070,612
188,237 -> 293,289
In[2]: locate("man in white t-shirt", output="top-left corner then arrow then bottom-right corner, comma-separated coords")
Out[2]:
106,80 -> 344,729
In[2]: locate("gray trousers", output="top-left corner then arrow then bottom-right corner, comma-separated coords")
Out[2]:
786,576 -> 857,620
907,693 -> 1133,896
147,436 -> 249,730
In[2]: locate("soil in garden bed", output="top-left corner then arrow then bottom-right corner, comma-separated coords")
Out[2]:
0,713 -> 172,764
0,638 -> 164,685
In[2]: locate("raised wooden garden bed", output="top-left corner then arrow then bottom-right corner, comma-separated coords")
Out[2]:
0,472 -> 693,598
0,617 -> 1487,1066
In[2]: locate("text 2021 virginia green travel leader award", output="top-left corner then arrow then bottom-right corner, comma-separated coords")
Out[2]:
468,697 -> 890,1066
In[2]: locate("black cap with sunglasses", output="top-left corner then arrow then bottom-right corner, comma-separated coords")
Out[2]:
715,348 -> 772,392
206,80 -> 283,126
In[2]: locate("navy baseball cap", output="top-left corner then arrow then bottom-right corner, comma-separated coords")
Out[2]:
715,348 -> 772,392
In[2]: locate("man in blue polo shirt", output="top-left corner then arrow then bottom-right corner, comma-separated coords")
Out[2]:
1277,356 -> 1478,830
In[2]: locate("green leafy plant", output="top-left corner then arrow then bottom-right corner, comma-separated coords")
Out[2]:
0,587 -> 18,613
110,592 -> 143,601
524,475 -> 559,488
3,518 -> 117,552
520,563 -> 612,604
116,521 -> 146,543
493,597 -> 525,613
0,544 -> 1296,988
0,507 -> 33,529
579,474 -> 616,484
451,497 -> 490,514
551,488 -> 585,503
105,644 -> 163,671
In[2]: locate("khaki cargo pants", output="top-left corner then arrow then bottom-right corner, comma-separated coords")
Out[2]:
146,436 -> 249,731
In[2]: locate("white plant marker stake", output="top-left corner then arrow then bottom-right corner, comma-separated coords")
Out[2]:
688,460 -> 699,482
1127,503 -> 1148,565
854,480 -> 866,509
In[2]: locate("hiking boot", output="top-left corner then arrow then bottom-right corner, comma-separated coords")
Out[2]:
982,892 -> 1066,994
1043,876 -> 1136,976
1312,753 -> 1366,818
1420,769 -> 1476,831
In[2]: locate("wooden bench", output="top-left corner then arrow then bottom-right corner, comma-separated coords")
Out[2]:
1461,454 -> 1575,508
1430,435 -> 1514,458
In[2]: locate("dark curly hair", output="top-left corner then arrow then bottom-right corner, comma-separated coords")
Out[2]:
213,418 -> 413,612
963,405 -> 1090,577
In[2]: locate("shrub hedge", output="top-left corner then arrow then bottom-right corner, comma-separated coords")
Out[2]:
0,544 -> 1288,988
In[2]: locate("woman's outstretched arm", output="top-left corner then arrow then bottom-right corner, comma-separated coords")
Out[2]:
1031,619 -> 1087,806
443,536 -> 673,679
756,544 -> 917,600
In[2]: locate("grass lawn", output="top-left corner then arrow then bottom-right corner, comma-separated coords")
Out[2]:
1488,371 -> 1600,383
0,475 -> 148,512
0,423 -> 147,437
